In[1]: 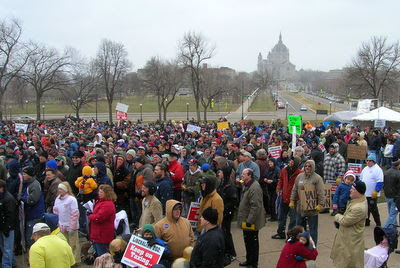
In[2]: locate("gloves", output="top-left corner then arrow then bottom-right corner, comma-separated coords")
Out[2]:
3,231 -> 9,238
334,221 -> 340,229
289,200 -> 295,209
295,256 -> 305,261
314,205 -> 323,211
336,177 -> 342,185
147,238 -> 158,247
332,204 -> 338,210
246,222 -> 252,228
371,191 -> 378,199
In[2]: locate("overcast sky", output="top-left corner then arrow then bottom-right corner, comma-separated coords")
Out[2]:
1,0 -> 399,73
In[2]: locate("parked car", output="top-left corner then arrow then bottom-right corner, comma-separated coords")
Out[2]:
300,105 -> 308,111
277,102 -> 285,109
15,116 -> 35,121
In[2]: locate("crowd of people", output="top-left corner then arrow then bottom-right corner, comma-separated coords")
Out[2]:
0,118 -> 399,268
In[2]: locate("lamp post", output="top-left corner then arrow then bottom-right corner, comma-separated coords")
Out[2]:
95,95 -> 98,121
241,80 -> 244,120
9,106 -> 12,120
329,101 -> 332,114
186,103 -> 189,121
25,100 -> 28,114
42,105 -> 45,120
139,103 -> 143,121
285,102 -> 289,119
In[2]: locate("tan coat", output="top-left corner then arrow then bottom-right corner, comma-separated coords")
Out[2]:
330,195 -> 367,268
237,179 -> 265,231
154,200 -> 194,260
197,189 -> 224,232
138,196 -> 162,229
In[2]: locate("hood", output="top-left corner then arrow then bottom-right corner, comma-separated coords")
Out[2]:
304,159 -> 316,175
95,133 -> 103,142
94,161 -> 107,177
82,166 -> 93,177
165,199 -> 182,221
293,156 -> 301,170
6,159 -> 20,177
220,165 -> 233,184
200,175 -> 217,197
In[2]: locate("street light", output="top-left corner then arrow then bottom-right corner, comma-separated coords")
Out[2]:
139,103 -> 143,121
25,100 -> 28,114
329,101 -> 332,114
241,80 -> 244,120
285,102 -> 289,119
42,105 -> 45,120
186,103 -> 189,121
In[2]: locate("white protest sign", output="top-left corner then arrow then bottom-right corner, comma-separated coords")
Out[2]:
116,102 -> 129,113
121,235 -> 165,268
268,146 -> 282,158
186,124 -> 201,133
374,119 -> 386,128
15,123 -> 28,133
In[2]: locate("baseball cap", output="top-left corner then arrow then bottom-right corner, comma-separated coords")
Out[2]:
32,223 -> 50,235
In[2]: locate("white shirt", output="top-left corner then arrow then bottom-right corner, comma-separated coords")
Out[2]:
360,164 -> 384,197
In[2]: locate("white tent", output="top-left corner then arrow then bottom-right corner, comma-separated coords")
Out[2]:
323,111 -> 361,123
352,107 -> 400,122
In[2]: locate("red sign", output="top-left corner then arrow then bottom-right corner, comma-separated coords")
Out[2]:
319,144 -> 326,152
268,146 -> 282,159
122,235 -> 164,268
116,110 -> 128,120
347,163 -> 362,175
187,202 -> 200,228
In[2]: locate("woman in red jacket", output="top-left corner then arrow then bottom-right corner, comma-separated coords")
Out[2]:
89,184 -> 116,257
276,226 -> 318,268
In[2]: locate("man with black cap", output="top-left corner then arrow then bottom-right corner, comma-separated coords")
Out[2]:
168,152 -> 184,201
66,151 -> 85,195
138,181 -> 162,229
331,180 -> 368,268
190,207 -> 225,268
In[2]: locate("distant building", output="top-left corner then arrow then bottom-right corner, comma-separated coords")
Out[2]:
257,33 -> 297,81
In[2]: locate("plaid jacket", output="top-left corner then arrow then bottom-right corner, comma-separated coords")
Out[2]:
323,152 -> 346,184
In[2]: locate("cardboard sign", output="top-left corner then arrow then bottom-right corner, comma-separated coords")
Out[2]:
288,115 -> 302,135
268,146 -> 282,158
347,144 -> 367,160
121,235 -> 165,268
187,202 -> 200,228
374,119 -> 386,128
186,124 -> 201,133
300,184 -> 331,211
116,102 -> 129,113
318,144 -> 326,152
217,121 -> 229,130
116,110 -> 128,120
347,163 -> 362,175
15,123 -> 28,133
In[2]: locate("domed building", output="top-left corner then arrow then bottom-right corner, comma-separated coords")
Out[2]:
257,33 -> 297,81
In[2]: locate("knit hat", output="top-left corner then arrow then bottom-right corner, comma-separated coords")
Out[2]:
23,166 -> 35,177
46,160 -> 58,171
201,207 -> 218,225
292,156 -> 301,169
353,181 -> 366,195
201,163 -> 212,171
141,224 -> 155,238
72,151 -> 84,158
82,166 -> 93,177
344,170 -> 356,180
367,154 -> 377,163
329,143 -> 339,150
299,231 -> 310,240
126,149 -> 136,158
43,213 -> 59,231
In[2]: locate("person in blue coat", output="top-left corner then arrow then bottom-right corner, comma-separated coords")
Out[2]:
93,161 -> 112,186
154,163 -> 173,215
332,170 -> 356,215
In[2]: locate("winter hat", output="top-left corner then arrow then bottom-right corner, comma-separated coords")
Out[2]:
353,180 -> 366,195
367,154 -> 377,163
72,151 -> 84,158
344,170 -> 356,180
133,156 -> 146,165
201,163 -> 212,171
82,166 -> 93,177
46,160 -> 58,171
329,143 -> 339,150
141,224 -> 155,237
300,231 -> 310,240
292,156 -> 301,169
201,207 -> 218,225
126,149 -> 136,158
23,166 -> 35,177
43,213 -> 59,231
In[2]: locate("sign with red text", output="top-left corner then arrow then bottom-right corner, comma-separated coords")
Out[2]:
121,235 -> 164,268
347,163 -> 362,175
268,146 -> 282,158
187,202 -> 200,228
116,110 -> 128,120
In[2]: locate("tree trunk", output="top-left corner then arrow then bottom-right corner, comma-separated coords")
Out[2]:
195,98 -> 201,121
163,106 -> 167,121
203,107 -> 207,122
76,108 -> 80,119
107,99 -> 113,123
36,98 -> 41,120
158,96 -> 162,121
0,94 -> 3,120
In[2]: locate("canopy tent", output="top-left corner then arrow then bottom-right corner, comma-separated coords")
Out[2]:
323,111 -> 361,123
352,107 -> 400,122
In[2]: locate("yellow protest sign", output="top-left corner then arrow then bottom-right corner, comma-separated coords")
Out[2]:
217,121 -> 229,130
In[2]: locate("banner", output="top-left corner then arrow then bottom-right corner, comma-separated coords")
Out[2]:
122,235 -> 165,268
347,163 -> 362,175
287,115 -> 302,135
217,121 -> 229,130
374,119 -> 386,128
186,124 -> 201,133
268,146 -> 282,159
347,144 -> 367,160
357,99 -> 372,113
116,110 -> 128,120
187,202 -> 200,228
15,123 -> 28,133
299,184 -> 331,211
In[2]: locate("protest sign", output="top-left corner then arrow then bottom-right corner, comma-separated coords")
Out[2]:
318,144 -> 326,152
15,123 -> 28,133
347,163 -> 362,175
374,119 -> 386,128
186,124 -> 201,133
217,121 -> 229,130
268,146 -> 282,158
347,144 -> 367,160
116,110 -> 128,120
116,102 -> 129,113
187,202 -> 200,228
122,235 -> 165,268
287,115 -> 302,135
300,184 -> 331,211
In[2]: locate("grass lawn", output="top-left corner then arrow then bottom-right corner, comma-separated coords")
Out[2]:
10,95 -> 239,114
248,92 -> 275,112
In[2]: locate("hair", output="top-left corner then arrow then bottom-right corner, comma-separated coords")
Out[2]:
99,184 -> 117,202
59,181 -> 74,196
244,168 -> 254,179
294,146 -> 304,154
156,163 -> 168,173
287,225 -> 305,240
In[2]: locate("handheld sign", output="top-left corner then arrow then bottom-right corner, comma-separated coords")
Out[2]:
287,115 -> 302,135
115,102 -> 129,121
186,124 -> 201,133
347,163 -> 362,175
217,121 -> 229,130
15,123 -> 28,133
187,202 -> 200,228
268,146 -> 282,159
121,235 -> 165,268
299,184 -> 331,212
116,110 -> 128,120
347,144 -> 367,160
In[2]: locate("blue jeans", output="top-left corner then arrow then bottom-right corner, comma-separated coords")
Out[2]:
0,230 -> 15,268
277,202 -> 296,236
384,198 -> 398,228
296,214 -> 319,246
26,219 -> 38,248
93,242 -> 109,257
383,157 -> 393,169
78,202 -> 88,235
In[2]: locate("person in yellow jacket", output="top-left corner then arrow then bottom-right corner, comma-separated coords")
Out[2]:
29,223 -> 75,268
75,166 -> 98,202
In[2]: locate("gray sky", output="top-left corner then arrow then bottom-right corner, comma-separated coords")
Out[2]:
1,0 -> 399,73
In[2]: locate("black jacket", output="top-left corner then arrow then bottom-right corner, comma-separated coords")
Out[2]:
190,226 -> 225,268
66,162 -> 84,195
384,167 -> 400,198
0,191 -> 17,232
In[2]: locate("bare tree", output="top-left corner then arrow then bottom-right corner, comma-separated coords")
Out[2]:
21,43 -> 71,120
253,67 -> 273,91
142,57 -> 183,121
0,18 -> 31,120
200,69 -> 228,121
179,31 -> 214,121
346,36 -> 400,103
94,39 -> 131,123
